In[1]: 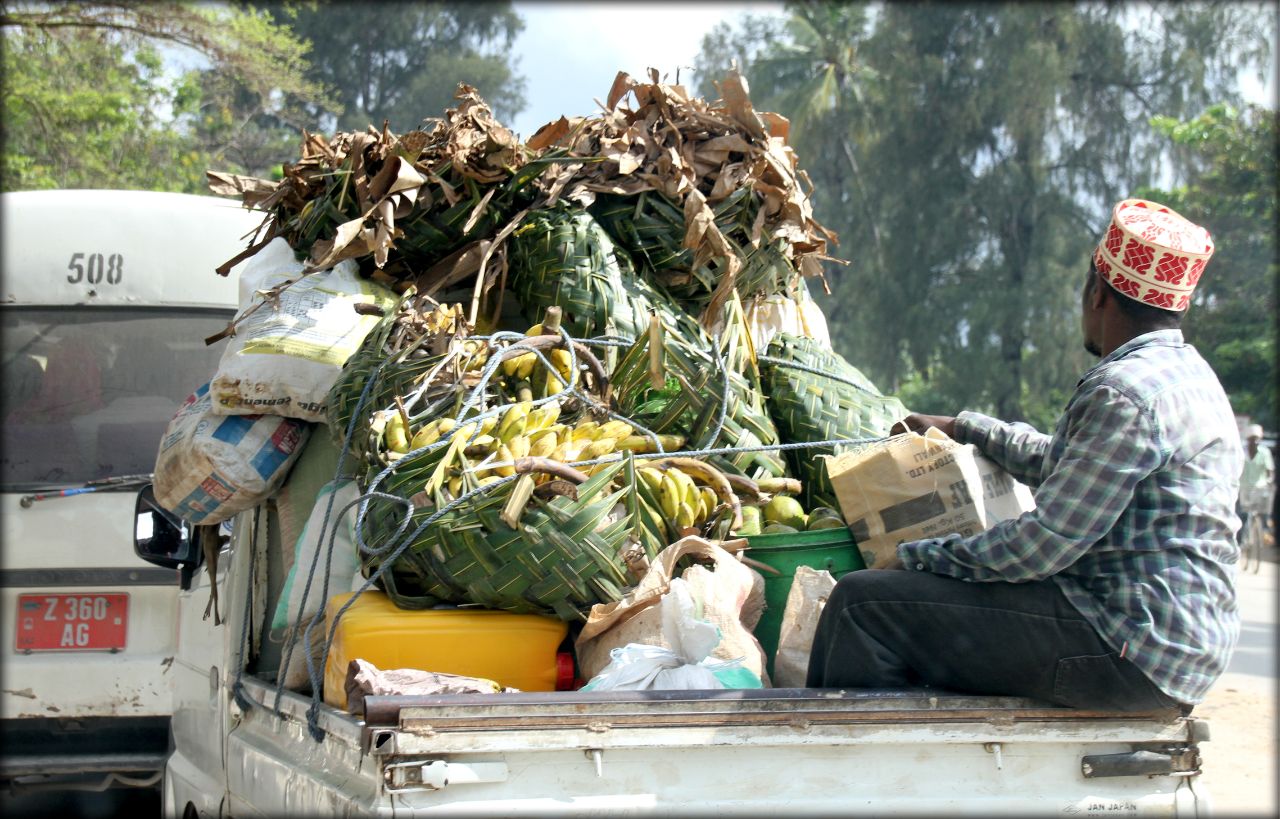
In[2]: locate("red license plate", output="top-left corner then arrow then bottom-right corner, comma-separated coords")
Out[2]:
15,593 -> 128,652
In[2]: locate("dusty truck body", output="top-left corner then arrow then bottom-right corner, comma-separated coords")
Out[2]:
0,190 -> 260,792
137,495 -> 1214,817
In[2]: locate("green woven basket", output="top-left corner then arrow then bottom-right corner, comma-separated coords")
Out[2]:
591,188 -> 796,316
358,453 -> 658,621
762,333 -> 908,508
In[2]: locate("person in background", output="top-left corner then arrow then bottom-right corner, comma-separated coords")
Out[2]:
808,199 -> 1242,715
1239,423 -> 1274,532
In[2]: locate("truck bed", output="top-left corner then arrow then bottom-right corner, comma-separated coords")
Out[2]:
225,673 -> 1205,817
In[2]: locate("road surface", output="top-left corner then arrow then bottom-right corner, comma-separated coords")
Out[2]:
1194,545 -> 1277,818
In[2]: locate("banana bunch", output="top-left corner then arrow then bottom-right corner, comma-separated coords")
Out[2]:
500,317 -> 576,397
634,458 -> 740,537
500,321 -> 549,381
380,410 -> 412,456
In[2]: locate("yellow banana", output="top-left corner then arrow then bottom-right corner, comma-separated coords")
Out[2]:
571,420 -> 599,441
461,339 -> 489,370
554,441 -> 584,463
497,401 -> 531,443
698,486 -> 718,522
668,468 -> 698,511
508,434 -> 531,460
410,418 -> 447,450
617,434 -> 686,454
462,434 -> 498,456
384,413 -> 409,453
676,500 -> 698,530
447,475 -> 463,498
548,348 -> 574,389
580,438 -> 616,460
501,322 -> 544,377
595,420 -> 634,441
502,352 -> 532,377
450,422 -> 478,444
527,403 -> 560,432
493,444 -> 516,477
637,467 -> 666,494
529,431 -> 558,458
658,473 -> 682,519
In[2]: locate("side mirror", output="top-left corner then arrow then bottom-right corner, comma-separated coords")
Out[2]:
134,484 -> 203,590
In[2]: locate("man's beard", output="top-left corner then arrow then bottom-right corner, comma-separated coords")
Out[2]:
1084,338 -> 1102,357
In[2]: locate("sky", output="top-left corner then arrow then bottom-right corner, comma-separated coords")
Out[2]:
507,1 -> 786,139
505,1 -> 1275,141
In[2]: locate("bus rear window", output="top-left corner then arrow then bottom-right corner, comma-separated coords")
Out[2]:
2,308 -> 234,488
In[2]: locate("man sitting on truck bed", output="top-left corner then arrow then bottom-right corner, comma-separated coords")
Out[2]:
808,198 -> 1242,714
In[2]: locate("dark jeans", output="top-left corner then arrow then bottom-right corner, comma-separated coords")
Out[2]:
807,569 -> 1188,713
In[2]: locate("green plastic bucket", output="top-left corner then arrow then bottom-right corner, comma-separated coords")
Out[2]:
745,527 -> 866,681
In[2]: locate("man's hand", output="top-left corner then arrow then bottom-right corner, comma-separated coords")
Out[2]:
890,413 -> 958,439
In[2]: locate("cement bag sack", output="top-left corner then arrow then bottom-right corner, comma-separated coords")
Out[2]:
825,427 -> 1035,569
575,536 -> 770,685
272,479 -> 363,691
210,237 -> 397,422
154,382 -> 310,525
772,566 -> 836,688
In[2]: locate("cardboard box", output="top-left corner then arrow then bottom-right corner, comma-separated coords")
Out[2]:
825,428 -> 1036,569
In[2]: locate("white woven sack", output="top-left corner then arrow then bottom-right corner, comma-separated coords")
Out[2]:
210,237 -> 397,422
271,480 -> 364,691
746,289 -> 832,353
153,382 -> 311,525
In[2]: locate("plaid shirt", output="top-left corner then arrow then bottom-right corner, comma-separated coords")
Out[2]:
898,330 -> 1243,704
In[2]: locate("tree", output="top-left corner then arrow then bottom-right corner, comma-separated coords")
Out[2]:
1,0 -> 322,191
262,1 -> 527,132
696,1 -> 1271,429
1138,103 -> 1278,428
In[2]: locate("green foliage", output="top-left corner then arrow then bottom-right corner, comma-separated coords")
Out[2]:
1,0 -> 323,191
2,28 -> 202,191
264,1 -> 527,132
696,0 -> 1271,429
1138,103 -> 1278,428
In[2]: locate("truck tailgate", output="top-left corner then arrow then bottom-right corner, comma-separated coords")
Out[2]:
231,679 -> 1206,816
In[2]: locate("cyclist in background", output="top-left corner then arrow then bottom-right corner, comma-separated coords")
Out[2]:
1240,423 -> 1274,534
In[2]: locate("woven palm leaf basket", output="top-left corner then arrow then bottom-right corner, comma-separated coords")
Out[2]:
762,333 -> 910,508
357,454 -> 656,620
591,188 -> 799,317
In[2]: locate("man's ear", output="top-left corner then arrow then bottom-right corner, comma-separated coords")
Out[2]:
1088,272 -> 1108,310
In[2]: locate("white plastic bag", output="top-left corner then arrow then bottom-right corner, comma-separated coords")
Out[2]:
581,644 -> 723,691
575,536 -> 769,683
153,382 -> 310,525
210,237 -> 397,422
580,579 -> 762,691
772,566 -> 837,688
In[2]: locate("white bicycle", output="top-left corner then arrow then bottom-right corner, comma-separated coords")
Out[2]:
1240,485 -> 1274,574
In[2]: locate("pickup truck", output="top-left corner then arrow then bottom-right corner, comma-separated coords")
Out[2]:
133,484 -> 1213,817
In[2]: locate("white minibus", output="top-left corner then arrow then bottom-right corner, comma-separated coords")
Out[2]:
0,189 -> 261,793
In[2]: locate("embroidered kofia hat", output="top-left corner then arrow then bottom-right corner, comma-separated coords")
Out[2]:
1093,198 -> 1214,311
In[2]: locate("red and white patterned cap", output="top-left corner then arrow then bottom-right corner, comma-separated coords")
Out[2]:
1093,198 -> 1213,312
